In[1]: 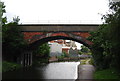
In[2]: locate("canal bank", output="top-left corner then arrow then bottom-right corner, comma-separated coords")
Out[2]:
76,59 -> 95,81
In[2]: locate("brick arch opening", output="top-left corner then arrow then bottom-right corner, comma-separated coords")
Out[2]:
28,36 -> 92,50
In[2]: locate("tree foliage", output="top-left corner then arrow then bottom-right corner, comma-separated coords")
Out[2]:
2,17 -> 27,62
80,45 -> 90,53
33,43 -> 50,58
2,3 -> 27,62
88,1 -> 120,70
33,43 -> 50,64
0,2 -> 7,25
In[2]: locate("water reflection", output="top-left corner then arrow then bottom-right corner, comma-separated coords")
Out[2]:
3,62 -> 80,80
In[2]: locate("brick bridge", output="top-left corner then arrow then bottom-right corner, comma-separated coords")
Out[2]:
19,24 -> 100,48
19,24 -> 100,66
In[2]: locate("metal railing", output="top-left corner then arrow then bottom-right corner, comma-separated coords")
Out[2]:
20,20 -> 103,24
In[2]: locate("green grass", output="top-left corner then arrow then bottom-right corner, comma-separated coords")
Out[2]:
80,59 -> 86,65
2,61 -> 21,72
89,58 -> 94,65
80,58 -> 90,65
94,68 -> 120,79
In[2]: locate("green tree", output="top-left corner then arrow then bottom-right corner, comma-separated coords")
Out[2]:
0,2 -> 6,44
62,51 -> 69,58
33,43 -> 50,58
2,17 -> 27,62
88,1 -> 120,70
2,3 -> 27,62
78,51 -> 82,55
33,43 -> 50,63
88,24 -> 111,69
0,2 -> 7,25
105,1 -> 120,70
80,45 -> 89,53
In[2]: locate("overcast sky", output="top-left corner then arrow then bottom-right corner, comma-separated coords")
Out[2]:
2,0 -> 110,24
1,0 -> 114,49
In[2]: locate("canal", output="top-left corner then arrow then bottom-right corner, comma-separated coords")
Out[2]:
3,62 -> 80,80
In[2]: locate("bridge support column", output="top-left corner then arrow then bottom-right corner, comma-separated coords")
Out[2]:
30,52 -> 32,66
21,51 -> 33,67
27,54 -> 30,66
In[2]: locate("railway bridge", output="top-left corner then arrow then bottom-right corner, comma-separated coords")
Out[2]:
19,24 -> 100,66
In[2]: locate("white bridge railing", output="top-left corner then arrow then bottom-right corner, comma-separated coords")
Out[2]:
20,20 -> 103,24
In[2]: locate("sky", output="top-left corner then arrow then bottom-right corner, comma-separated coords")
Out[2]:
1,0 -> 113,49
2,0 -> 110,24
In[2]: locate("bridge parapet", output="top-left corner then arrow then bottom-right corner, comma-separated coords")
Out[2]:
19,24 -> 100,32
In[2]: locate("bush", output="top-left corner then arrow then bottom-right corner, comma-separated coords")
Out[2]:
89,58 -> 94,65
94,68 -> 120,79
32,58 -> 49,66
2,61 -> 21,72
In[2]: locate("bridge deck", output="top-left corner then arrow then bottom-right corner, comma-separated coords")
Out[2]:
19,24 -> 100,32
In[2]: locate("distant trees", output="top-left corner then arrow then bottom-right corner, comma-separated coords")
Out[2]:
78,45 -> 91,55
33,43 -> 50,58
80,45 -> 90,53
88,1 -> 120,70
33,43 -> 50,64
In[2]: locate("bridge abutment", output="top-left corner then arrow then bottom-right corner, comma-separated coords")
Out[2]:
21,51 -> 32,67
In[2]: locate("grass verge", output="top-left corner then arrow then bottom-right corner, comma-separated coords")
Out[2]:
94,68 -> 120,79
80,58 -> 91,65
2,61 -> 21,72
80,59 -> 86,65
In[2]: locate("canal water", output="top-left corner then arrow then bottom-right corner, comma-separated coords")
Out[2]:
3,62 -> 80,80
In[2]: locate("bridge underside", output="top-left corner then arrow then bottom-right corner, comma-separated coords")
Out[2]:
23,32 -> 93,49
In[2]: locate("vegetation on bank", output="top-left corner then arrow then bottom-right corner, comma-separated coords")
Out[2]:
2,61 -> 21,72
80,59 -> 87,65
2,2 -> 27,62
33,43 -> 50,65
1,2 -> 28,72
57,51 -> 69,59
1,1 -> 50,70
94,68 -> 120,79
88,1 -> 120,79
88,1 -> 120,71
80,58 -> 92,65
79,45 -> 91,55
